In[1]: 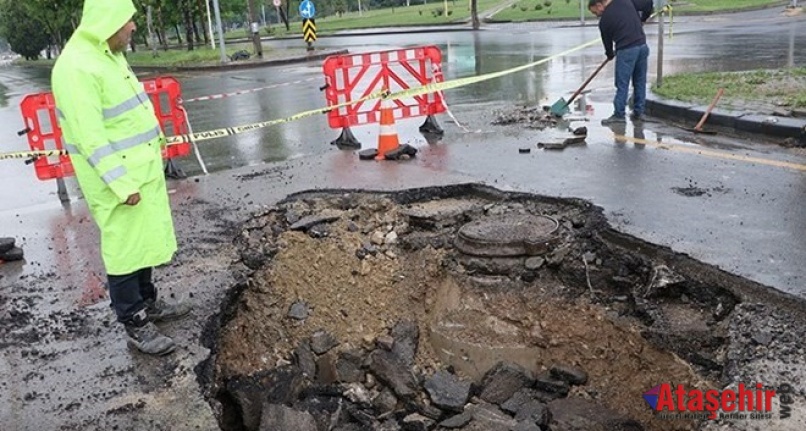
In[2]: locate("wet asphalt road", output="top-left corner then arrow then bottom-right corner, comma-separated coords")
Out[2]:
1,7 -> 806,431
1,7 -> 804,292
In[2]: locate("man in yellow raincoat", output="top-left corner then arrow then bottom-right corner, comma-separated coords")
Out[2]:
52,0 -> 190,355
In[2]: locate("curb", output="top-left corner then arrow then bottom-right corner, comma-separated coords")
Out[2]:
645,92 -> 806,143
230,24 -> 472,42
130,49 -> 348,73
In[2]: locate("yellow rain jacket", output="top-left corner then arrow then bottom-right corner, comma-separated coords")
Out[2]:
51,0 -> 177,276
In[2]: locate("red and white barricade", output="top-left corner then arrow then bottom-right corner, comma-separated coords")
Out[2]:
322,46 -> 446,147
19,76 -> 191,181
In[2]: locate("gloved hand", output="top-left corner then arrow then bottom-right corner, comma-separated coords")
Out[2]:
606,51 -> 615,61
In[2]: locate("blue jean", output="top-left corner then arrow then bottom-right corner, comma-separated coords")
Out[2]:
613,44 -> 650,118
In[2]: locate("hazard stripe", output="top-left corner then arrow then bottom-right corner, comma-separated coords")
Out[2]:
379,125 -> 396,135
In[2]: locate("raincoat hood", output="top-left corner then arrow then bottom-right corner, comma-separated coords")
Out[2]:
77,0 -> 136,44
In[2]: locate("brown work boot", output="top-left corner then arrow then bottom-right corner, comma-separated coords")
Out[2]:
125,310 -> 176,355
145,298 -> 192,322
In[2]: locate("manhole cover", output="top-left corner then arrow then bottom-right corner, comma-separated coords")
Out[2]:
455,214 -> 559,257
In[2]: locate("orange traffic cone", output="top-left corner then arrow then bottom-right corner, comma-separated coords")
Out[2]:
376,98 -> 400,160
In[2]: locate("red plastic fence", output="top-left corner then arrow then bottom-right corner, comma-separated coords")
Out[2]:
322,45 -> 446,129
19,76 -> 190,181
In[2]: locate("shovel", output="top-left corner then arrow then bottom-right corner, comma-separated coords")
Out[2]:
687,88 -> 724,135
550,58 -> 611,117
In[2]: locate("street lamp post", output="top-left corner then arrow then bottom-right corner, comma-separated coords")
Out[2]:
205,0 -> 215,49
212,0 -> 227,62
657,0 -> 665,87
580,0 -> 585,26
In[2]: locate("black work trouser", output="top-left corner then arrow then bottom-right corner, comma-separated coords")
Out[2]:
108,267 -> 157,323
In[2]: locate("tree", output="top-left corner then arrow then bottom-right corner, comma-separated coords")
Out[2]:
471,0 -> 479,30
0,0 -> 50,60
181,0 -> 195,50
21,0 -> 81,50
334,0 -> 348,16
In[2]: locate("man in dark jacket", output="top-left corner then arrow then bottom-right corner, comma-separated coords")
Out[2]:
589,0 -> 653,124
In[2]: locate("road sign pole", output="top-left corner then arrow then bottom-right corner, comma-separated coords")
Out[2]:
300,1 -> 317,50
273,0 -> 282,25
302,18 -> 317,51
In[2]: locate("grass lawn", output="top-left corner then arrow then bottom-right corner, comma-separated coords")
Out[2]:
653,67 -> 806,109
125,43 -> 256,67
491,0 -> 783,22
666,0 -> 785,13
492,0 -> 591,21
224,0 -> 504,39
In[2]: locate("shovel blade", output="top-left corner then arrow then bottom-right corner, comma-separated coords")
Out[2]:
550,98 -> 570,117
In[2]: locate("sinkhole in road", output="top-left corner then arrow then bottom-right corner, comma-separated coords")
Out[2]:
200,184 -> 760,431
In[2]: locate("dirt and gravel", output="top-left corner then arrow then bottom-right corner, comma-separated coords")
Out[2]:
200,185 -> 806,431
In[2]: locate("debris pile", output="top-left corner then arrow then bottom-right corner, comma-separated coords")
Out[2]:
492,106 -> 559,130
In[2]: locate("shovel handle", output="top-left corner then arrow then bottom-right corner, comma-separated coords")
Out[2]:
565,58 -> 611,108
694,88 -> 725,131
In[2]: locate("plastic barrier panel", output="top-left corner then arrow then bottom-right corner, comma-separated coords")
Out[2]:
322,46 -> 446,129
19,76 -> 190,181
19,92 -> 72,180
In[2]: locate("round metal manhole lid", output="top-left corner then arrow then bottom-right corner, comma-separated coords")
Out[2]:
456,214 -> 559,257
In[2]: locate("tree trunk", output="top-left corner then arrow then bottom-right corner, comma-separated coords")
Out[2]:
196,0 -> 209,45
156,6 -> 169,50
147,5 -> 158,57
175,24 -> 183,45
247,0 -> 263,57
471,0 -> 480,30
183,0 -> 195,51
192,20 -> 202,44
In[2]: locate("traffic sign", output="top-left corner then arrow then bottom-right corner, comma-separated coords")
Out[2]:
299,0 -> 316,19
302,18 -> 317,43
273,0 -> 281,6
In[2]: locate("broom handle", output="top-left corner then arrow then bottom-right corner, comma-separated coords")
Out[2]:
564,58 -> 611,108
694,88 -> 725,131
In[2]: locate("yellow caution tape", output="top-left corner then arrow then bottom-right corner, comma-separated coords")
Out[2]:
166,6 -> 674,145
0,149 -> 68,161
165,38 -> 602,145
2,7 -> 673,161
166,87 -> 391,145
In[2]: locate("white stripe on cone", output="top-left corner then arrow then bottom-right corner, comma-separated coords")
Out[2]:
379,124 -> 396,135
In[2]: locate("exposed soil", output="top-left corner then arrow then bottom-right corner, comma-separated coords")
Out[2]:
192,184 -> 806,431
202,185 -> 805,431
